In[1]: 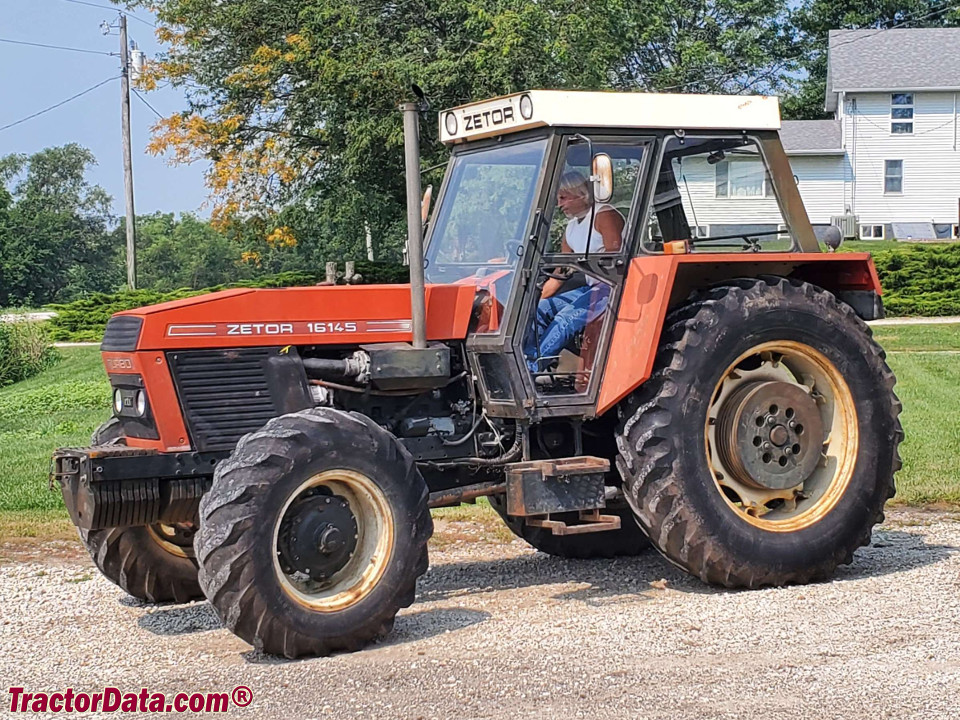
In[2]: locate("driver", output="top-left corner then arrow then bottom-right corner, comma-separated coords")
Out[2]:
524,171 -> 624,373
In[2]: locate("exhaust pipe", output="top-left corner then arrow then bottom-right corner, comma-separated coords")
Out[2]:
401,101 -> 427,349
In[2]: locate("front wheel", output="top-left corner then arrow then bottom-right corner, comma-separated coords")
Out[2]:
195,408 -> 432,658
616,278 -> 902,588
80,418 -> 202,603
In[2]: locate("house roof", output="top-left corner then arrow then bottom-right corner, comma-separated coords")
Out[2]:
780,119 -> 843,155
826,28 -> 960,110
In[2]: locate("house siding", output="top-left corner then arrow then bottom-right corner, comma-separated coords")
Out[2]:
675,155 -> 845,230
845,91 -> 960,225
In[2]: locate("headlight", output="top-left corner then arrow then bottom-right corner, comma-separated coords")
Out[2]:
519,93 -> 533,120
444,112 -> 458,135
135,390 -> 147,416
113,389 -> 124,414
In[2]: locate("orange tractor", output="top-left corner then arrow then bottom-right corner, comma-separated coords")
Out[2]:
53,90 -> 901,658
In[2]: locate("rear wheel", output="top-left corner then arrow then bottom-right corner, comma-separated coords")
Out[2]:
195,408 -> 431,658
489,497 -> 649,558
616,278 -> 901,587
79,419 -> 203,603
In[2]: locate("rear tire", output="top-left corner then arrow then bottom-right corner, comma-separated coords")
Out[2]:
489,497 -> 649,558
616,278 -> 901,588
79,419 -> 203,603
195,408 -> 432,658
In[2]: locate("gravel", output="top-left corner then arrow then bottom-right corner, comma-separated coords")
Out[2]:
1,508 -> 959,719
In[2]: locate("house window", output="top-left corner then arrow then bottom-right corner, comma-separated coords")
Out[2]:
891,93 -> 913,134
953,224 -> 959,239
715,160 -> 766,197
860,225 -> 885,239
884,160 -> 903,193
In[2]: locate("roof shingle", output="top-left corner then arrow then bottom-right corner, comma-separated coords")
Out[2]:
826,28 -> 960,110
780,119 -> 843,153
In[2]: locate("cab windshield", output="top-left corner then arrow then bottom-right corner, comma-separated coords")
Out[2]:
424,138 -> 547,285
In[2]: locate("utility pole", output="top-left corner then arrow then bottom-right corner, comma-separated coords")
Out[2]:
119,14 -> 137,289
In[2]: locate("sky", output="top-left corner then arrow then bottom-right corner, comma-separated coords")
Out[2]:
1,0 -> 209,218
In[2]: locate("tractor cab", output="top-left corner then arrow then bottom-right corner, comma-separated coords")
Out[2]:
425,90 -> 823,418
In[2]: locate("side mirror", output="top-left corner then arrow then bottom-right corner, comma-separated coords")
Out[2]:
421,185 -> 433,225
591,153 -> 613,203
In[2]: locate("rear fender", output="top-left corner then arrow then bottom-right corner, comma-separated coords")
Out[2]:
596,252 -> 881,415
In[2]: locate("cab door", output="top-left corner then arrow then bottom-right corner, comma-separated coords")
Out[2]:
515,133 -> 654,416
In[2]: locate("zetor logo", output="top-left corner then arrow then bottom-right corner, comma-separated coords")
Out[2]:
226,323 -> 294,335
463,104 -> 516,131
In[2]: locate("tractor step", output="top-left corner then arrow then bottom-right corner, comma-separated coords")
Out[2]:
505,455 -> 609,517
526,509 -> 622,536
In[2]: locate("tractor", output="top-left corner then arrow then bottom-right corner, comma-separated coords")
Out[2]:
52,90 -> 901,658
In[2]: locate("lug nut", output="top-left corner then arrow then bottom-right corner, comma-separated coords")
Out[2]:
762,442 -> 772,450
788,421 -> 796,429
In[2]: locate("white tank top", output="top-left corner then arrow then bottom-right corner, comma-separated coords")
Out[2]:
565,204 -> 622,254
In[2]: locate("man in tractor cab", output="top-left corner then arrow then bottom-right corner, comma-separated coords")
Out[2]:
523,171 -> 624,372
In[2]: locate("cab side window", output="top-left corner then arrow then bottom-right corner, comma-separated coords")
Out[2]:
645,136 -> 793,253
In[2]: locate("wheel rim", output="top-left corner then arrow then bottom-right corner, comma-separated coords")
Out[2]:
272,470 -> 394,612
705,341 -> 858,532
146,523 -> 196,559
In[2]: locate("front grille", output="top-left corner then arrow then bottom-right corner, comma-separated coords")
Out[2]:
101,315 -> 143,351
168,347 -> 311,451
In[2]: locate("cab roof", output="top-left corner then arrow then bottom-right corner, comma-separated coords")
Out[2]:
439,90 -> 782,145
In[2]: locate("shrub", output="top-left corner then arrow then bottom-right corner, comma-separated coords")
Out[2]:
0,319 -> 59,386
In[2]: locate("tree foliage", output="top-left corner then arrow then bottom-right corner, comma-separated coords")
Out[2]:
0,145 -> 119,306
784,1 -> 960,120
134,0 -> 799,260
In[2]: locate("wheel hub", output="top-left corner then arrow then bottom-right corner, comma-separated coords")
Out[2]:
279,495 -> 359,580
716,380 -> 824,491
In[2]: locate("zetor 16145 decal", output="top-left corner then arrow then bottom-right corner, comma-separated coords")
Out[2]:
53,89 -> 901,658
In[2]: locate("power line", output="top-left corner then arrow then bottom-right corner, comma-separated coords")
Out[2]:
58,0 -> 157,28
831,2 -> 960,49
0,36 -> 114,56
133,88 -> 163,119
0,75 -> 119,133
656,0 -> 960,93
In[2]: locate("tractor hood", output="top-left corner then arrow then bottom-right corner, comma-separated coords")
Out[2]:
112,283 -> 478,351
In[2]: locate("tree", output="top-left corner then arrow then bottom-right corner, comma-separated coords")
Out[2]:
784,1 -> 960,120
0,145 -> 120,306
132,212 -> 257,291
133,0 -> 800,261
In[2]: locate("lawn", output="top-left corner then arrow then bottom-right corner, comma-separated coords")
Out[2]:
1,327 -> 959,541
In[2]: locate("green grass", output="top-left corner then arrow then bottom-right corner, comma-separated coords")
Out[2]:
0,346 -> 109,538
1,328 -> 960,541
872,324 -> 960,352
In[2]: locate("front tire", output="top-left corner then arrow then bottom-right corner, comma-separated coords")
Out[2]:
616,278 -> 902,588
79,419 -> 203,603
195,408 -> 432,658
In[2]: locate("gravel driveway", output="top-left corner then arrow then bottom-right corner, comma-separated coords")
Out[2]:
1,508 -> 958,719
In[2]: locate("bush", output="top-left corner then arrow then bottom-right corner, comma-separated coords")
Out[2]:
0,319 -> 58,386
869,244 -> 960,317
46,263 -> 409,342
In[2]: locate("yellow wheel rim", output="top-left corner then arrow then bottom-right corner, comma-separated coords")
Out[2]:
146,523 -> 196,559
705,341 -> 859,532
272,469 -> 395,612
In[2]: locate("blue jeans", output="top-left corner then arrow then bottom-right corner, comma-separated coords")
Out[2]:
524,284 -> 610,372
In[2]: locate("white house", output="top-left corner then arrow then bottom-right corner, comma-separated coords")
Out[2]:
679,28 -> 960,241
